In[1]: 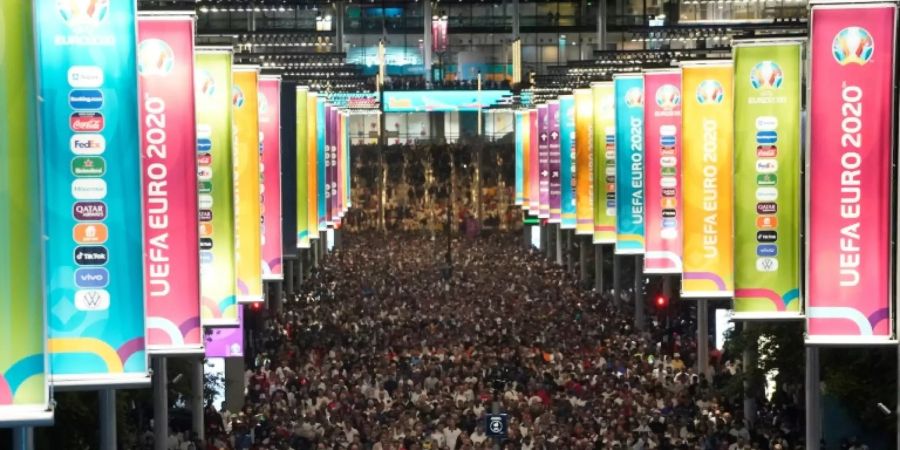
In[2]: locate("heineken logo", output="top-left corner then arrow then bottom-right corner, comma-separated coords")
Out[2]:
72,156 -> 106,177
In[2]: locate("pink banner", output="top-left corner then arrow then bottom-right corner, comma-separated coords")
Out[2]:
807,4 -> 896,343
205,305 -> 244,358
138,16 -> 202,354
538,104 -> 550,218
259,77 -> 283,280
643,71 -> 683,274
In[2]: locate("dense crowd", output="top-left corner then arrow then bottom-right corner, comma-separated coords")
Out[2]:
203,232 -> 805,450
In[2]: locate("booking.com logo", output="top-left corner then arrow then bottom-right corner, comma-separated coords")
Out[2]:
833,26 -> 874,65
58,0 -> 110,29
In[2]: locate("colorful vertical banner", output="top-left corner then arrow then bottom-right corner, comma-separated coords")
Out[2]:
574,89 -> 594,235
528,109 -> 539,214
204,306 -> 244,358
195,49 -> 238,326
316,97 -> 327,231
308,93 -> 320,240
344,111 -> 351,212
328,106 -> 339,224
232,67 -> 263,303
591,82 -> 616,244
296,88 -> 310,248
279,82 -> 297,258
807,3 -> 897,342
515,111 -> 525,206
643,70 -> 683,274
548,100 -> 562,223
613,75 -> 645,254
0,0 -> 51,421
259,76 -> 283,280
138,14 -> 202,353
681,62 -> 735,298
560,95 -> 577,229
733,42 -> 802,318
537,104 -> 550,218
35,0 -> 149,385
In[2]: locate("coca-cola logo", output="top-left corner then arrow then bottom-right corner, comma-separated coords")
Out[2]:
70,112 -> 104,132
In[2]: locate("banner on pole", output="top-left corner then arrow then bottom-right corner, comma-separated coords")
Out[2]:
528,109 -> 539,215
308,93 -> 320,240
574,89 -> 594,236
560,95 -> 577,229
0,0 -> 52,422
807,3 -> 897,343
232,67 -> 263,303
204,306 -> 244,358
138,14 -> 203,353
537,104 -> 550,219
515,111 -> 525,206
734,42 -> 803,319
643,70 -> 683,274
613,75 -> 645,254
296,88 -> 310,248
548,100 -> 562,223
195,49 -> 238,326
279,81 -> 298,258
681,62 -> 735,298
316,97 -> 327,231
591,82 -> 616,244
259,76 -> 283,280
36,0 -> 149,386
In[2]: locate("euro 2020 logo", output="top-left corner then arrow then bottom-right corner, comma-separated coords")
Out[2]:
750,61 -> 783,90
232,86 -> 245,108
832,26 -> 874,66
624,87 -> 643,108
58,0 -> 110,29
695,80 -> 724,105
655,84 -> 680,110
138,39 -> 175,77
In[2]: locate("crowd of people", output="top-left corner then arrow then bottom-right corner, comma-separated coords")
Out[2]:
202,232 -> 805,449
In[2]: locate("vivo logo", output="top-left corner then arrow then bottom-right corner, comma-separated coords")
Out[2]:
74,268 -> 109,288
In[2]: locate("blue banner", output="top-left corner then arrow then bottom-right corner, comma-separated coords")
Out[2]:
35,0 -> 148,386
614,76 -> 646,254
559,95 -> 576,229
316,97 -> 327,231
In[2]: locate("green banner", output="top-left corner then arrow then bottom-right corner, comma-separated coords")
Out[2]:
733,42 -> 802,318
0,0 -> 50,420
591,82 -> 616,244
195,50 -> 239,325
296,87 -> 310,248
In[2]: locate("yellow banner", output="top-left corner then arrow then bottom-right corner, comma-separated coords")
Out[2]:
307,93 -> 319,240
592,83 -> 616,243
232,68 -> 263,303
681,63 -> 734,298
574,89 -> 593,235
521,111 -> 531,210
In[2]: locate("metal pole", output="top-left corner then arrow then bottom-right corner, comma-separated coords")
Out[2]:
612,253 -> 621,305
742,322 -> 758,429
594,244 -> 604,293
100,388 -> 117,450
579,235 -> 589,285
12,428 -> 33,450
565,230 -> 574,273
153,356 -> 168,450
284,258 -> 294,296
523,222 -> 530,249
555,224 -> 563,266
192,356 -> 205,442
697,299 -> 709,379
633,254 -> 644,331
806,346 -> 820,449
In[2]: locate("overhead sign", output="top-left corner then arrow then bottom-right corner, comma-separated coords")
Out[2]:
0,0 -> 52,423
807,3 -> 897,343
36,0 -> 149,386
383,90 -> 513,112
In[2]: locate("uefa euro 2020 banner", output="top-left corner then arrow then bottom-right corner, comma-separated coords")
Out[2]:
591,82 -> 616,244
559,95 -> 577,230
548,100 -> 562,223
205,306 -> 245,358
195,49 -> 238,326
733,42 -> 802,319
137,14 -> 203,354
537,104 -> 550,218
35,0 -> 149,386
308,93 -> 320,240
316,97 -> 328,230
259,76 -> 284,280
296,87 -> 310,249
613,75 -> 645,254
807,2 -> 897,343
681,62 -> 734,299
232,66 -> 264,303
528,109 -> 540,215
515,111 -> 525,206
574,89 -> 593,236
642,70 -> 683,274
0,0 -> 52,423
